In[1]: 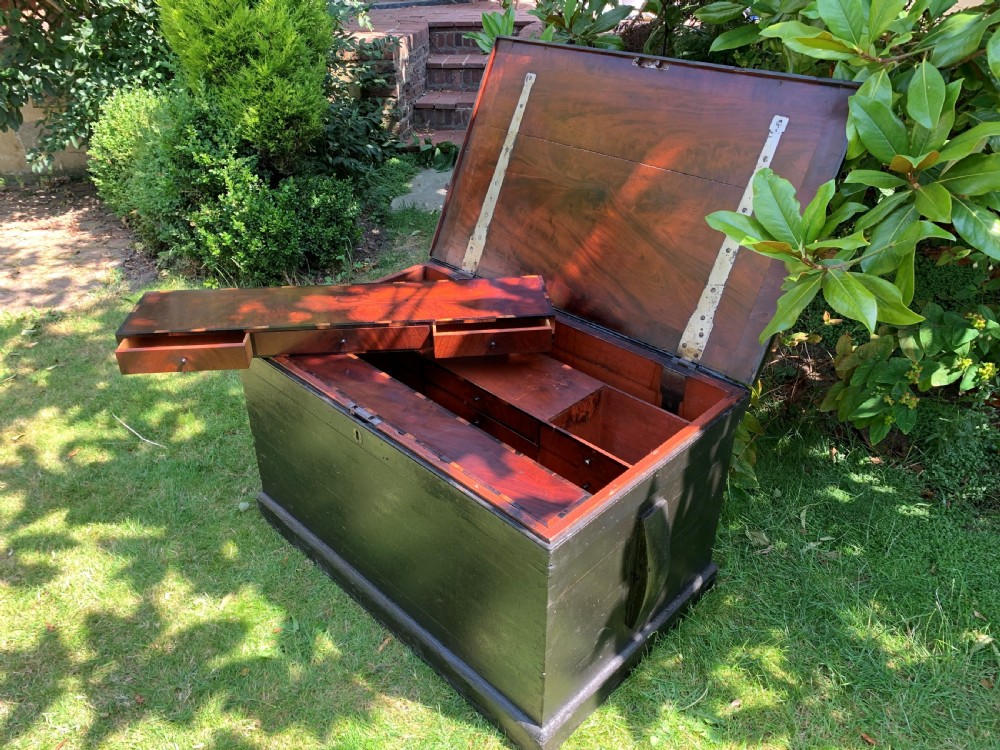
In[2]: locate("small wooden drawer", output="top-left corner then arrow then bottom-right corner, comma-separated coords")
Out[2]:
432,319 -> 553,359
115,332 -> 252,374
253,325 -> 432,357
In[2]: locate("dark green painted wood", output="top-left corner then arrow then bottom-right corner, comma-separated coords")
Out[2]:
242,359 -> 551,721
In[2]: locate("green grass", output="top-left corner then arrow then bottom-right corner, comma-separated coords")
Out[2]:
1,237 -> 998,749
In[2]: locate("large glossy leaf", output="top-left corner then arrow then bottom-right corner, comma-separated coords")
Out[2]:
820,201 -> 868,237
760,20 -> 824,43
695,1 -> 746,23
855,273 -> 924,325
937,122 -> 1000,163
952,196 -> 1000,259
869,0 -> 907,39
914,181 -> 952,222
785,32 -> 860,60
989,28 -> 1000,79
906,60 -> 946,131
849,96 -> 909,164
823,269 -> 878,333
802,180 -> 835,242
844,170 -> 907,189
752,169 -> 803,247
895,248 -> 916,305
921,13 -> 988,67
759,271 -> 823,342
910,79 -> 962,155
705,210 -> 769,244
709,24 -> 760,51
857,68 -> 893,107
854,191 -> 910,232
861,203 -> 918,274
817,0 -> 866,48
937,154 -> 1000,196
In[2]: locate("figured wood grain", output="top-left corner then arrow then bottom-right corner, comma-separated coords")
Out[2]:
433,39 -> 855,384
115,332 -> 251,374
117,276 -> 553,338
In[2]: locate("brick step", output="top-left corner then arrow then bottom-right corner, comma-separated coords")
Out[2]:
427,53 -> 488,91
428,19 -> 533,53
413,90 -> 478,129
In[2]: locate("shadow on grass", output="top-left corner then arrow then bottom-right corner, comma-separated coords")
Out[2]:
1,293 -> 998,750
0,294 -> 501,749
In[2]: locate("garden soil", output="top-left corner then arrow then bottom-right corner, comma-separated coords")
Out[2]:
1,180 -> 156,315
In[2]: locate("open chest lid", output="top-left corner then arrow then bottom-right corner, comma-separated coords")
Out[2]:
430,38 -> 857,385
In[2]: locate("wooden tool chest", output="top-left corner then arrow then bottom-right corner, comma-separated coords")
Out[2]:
121,38 -> 856,750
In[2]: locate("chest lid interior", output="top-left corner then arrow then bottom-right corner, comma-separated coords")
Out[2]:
430,38 -> 856,385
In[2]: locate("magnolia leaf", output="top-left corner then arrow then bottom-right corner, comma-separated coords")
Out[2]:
752,169 -> 803,246
914,182 -> 952,222
989,28 -> 1000,79
744,239 -> 801,261
849,96 -> 909,165
705,210 -> 769,245
923,13 -> 988,67
805,231 -> 868,252
855,191 -> 911,233
788,33 -> 861,60
709,24 -> 760,52
861,204 -> 919,274
857,68 -> 893,108
845,170 -> 907,189
937,154 -> 1000,196
759,20 -> 825,42
951,196 -> 1000,260
854,273 -> 924,325
821,201 -> 868,237
817,0 -> 866,48
937,122 -> 1000,163
869,0 -> 907,39
759,272 -> 823,342
802,180 -> 835,242
823,269 -> 878,333
910,79 -> 963,156
906,60 -> 946,131
695,1 -> 747,24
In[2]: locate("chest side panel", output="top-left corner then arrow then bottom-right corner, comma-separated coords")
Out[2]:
241,359 -> 551,721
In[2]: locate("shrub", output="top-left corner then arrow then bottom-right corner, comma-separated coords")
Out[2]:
158,0 -> 333,175
0,0 -> 174,170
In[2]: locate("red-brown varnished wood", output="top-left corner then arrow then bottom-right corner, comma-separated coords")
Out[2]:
432,319 -> 554,358
679,375 -> 732,422
118,276 -> 552,338
436,352 -> 604,421
253,325 -> 432,357
433,39 -> 855,385
115,332 -> 251,374
283,354 -> 591,539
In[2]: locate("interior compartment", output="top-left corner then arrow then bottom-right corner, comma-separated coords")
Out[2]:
378,262 -> 464,283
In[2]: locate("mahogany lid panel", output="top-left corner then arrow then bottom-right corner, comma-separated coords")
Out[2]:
117,276 -> 553,339
432,39 -> 856,384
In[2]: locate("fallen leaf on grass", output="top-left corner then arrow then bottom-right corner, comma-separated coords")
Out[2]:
869,456 -> 883,465
974,610 -> 987,621
728,699 -> 742,710
861,732 -> 877,745
746,530 -> 770,548
11,434 -> 24,442
134,694 -> 145,705
377,636 -> 393,654
756,545 -> 775,555
981,678 -> 995,689
66,448 -> 79,458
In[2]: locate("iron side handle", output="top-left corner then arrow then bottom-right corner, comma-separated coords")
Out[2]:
626,497 -> 671,631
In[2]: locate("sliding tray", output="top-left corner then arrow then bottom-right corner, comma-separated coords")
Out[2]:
115,275 -> 554,374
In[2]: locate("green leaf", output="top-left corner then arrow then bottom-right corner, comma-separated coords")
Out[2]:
914,182 -> 952,223
898,327 -> 922,361
759,20 -> 825,43
855,191 -> 911,233
821,201 -> 868,237
805,231 -> 868,252
937,122 -> 1000,163
590,5 -> 634,35
709,24 -> 760,52
759,272 -> 824,342
844,170 -> 907,189
817,0 -> 866,48
860,203 -> 919,274
937,154 -> 1000,196
906,60 -> 946,131
989,28 -> 1000,79
785,33 -> 861,61
695,2 -> 747,24
802,180 -> 835,243
869,0 -> 907,39
849,96 -> 909,165
819,381 -> 846,412
854,273 -> 924,325
952,196 -> 1000,260
894,404 -> 917,434
910,79 -> 963,155
705,210 -> 769,245
752,169 -> 803,247
921,13 -> 988,67
823,269 -> 878,333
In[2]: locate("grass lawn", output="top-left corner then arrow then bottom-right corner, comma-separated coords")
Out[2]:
1,211 -> 998,749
